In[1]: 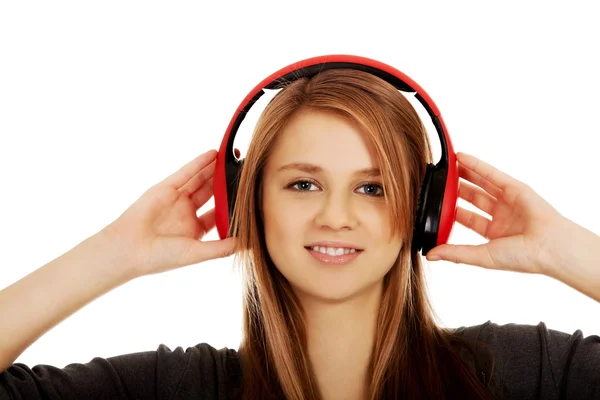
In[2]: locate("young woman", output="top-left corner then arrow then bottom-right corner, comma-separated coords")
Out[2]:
1,68 -> 599,400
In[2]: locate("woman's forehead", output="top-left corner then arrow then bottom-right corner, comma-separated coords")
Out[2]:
266,110 -> 379,171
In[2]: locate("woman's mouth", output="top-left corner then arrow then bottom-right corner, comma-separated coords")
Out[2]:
305,246 -> 363,265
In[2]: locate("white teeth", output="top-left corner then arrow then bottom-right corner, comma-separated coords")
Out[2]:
311,246 -> 357,255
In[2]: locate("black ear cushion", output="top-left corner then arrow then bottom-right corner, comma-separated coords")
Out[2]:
412,164 -> 435,254
226,158 -> 244,236
420,166 -> 449,255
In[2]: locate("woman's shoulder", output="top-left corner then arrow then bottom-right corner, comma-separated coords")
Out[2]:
451,320 -> 600,399
454,319 -> 582,339
155,341 -> 240,368
0,342 -> 242,400
153,342 -> 242,398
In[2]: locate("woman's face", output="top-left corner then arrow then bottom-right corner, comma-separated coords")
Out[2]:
261,108 -> 404,304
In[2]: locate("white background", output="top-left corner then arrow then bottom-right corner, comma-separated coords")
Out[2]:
1,2 -> 599,369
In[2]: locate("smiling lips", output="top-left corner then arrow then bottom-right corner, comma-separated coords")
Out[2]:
306,246 -> 363,265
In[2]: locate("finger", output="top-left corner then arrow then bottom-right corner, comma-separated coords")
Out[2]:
185,236 -> 237,265
455,206 -> 491,239
162,150 -> 217,190
459,179 -> 497,215
190,176 -> 214,209
457,152 -> 526,194
460,161 -> 533,210
458,163 -> 503,199
197,207 -> 217,238
180,159 -> 215,196
426,243 -> 497,270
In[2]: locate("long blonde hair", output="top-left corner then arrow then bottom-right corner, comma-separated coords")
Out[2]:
230,68 -> 499,399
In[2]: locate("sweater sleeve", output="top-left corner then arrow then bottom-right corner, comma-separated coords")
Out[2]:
0,343 -> 241,400
458,320 -> 600,399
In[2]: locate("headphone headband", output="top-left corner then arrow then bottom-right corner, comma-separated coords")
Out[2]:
213,54 -> 459,254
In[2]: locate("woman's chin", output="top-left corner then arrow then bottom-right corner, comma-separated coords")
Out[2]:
292,281 -> 379,305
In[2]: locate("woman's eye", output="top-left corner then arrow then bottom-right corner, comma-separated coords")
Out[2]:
287,180 -> 384,197
289,180 -> 318,192
357,183 -> 384,197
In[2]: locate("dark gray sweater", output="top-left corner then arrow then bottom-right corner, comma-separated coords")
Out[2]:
1,320 -> 598,399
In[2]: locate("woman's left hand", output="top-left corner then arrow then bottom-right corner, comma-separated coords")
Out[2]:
426,152 -> 566,276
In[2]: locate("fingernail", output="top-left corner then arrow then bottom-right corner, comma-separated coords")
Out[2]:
428,255 -> 441,261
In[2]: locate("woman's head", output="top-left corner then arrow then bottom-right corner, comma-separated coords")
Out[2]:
236,68 -> 431,304
261,108 -> 419,305
231,68 -> 496,400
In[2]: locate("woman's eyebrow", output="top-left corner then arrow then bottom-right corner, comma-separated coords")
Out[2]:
276,163 -> 381,177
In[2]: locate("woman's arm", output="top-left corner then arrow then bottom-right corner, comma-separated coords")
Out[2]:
0,149 -> 236,373
541,218 -> 600,303
0,229 -> 134,372
426,152 -> 600,303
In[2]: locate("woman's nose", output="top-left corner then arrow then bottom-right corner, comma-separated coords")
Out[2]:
314,193 -> 358,231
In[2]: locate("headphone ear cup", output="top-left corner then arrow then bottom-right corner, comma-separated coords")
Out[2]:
412,163 -> 434,254
419,165 -> 451,255
226,157 -> 244,237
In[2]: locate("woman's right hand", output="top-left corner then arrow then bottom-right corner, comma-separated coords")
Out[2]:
101,149 -> 237,278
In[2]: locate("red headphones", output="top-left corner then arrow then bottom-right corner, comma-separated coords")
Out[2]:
213,54 -> 458,255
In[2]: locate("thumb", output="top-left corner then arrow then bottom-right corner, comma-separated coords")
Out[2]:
185,237 -> 238,265
426,244 -> 492,269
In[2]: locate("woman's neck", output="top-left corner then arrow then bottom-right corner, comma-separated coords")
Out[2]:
300,282 -> 383,400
